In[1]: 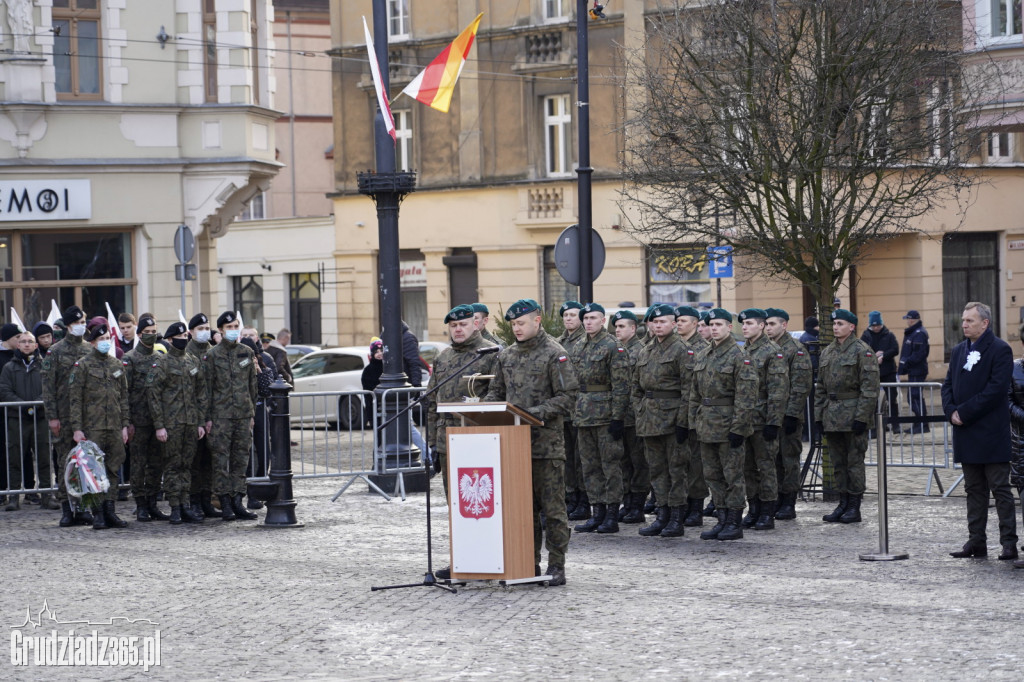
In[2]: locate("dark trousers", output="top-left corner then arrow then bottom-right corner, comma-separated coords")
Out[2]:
247,402 -> 270,479
906,373 -> 929,432
962,462 -> 1017,549
880,374 -> 899,427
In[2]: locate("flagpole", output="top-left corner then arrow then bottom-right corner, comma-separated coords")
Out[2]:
576,0 -> 594,305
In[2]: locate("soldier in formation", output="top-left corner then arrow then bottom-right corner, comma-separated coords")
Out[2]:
471,303 -> 504,348
610,310 -> 648,523
557,300 -> 588,522
186,312 -> 220,519
675,305 -> 710,527
122,314 -> 168,522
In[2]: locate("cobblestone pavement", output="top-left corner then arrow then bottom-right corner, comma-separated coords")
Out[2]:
3,448 -> 1022,681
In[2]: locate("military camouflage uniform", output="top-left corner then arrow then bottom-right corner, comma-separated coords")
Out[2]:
814,335 -> 880,495
485,329 -> 578,569
186,338 -> 214,498
480,328 -> 504,349
147,344 -> 208,507
40,333 -> 91,501
632,333 -> 689,508
206,339 -> 257,497
424,330 -> 498,497
776,334 -> 813,495
689,340 -> 757,510
681,331 -> 710,501
743,334 -> 789,503
558,326 -> 586,499
573,328 -> 630,505
123,342 -> 163,501
619,334 -> 649,496
68,347 -> 130,503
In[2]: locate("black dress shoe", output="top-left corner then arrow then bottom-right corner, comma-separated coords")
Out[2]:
998,546 -> 1019,560
950,544 -> 987,558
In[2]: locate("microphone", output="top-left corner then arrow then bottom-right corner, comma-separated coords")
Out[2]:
476,346 -> 500,355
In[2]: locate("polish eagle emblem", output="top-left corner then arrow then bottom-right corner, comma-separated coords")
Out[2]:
458,467 -> 495,518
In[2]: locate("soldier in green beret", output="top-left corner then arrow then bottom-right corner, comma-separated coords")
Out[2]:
815,309 -> 880,524
557,300 -> 588,521
611,310 -> 649,523
675,305 -> 711,527
471,303 -> 503,348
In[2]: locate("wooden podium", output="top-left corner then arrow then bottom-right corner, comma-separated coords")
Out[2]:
436,402 -> 544,584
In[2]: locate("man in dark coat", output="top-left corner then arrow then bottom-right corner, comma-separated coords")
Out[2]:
861,311 -> 900,432
941,301 -> 1018,560
899,310 -> 930,433
400,321 -> 423,387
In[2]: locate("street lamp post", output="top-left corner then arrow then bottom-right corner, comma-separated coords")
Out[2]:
576,0 -> 594,305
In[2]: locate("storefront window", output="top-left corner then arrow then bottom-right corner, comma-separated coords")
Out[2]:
647,247 -> 712,306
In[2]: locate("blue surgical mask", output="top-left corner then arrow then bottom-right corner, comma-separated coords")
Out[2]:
224,329 -> 240,342
195,330 -> 211,344
96,340 -> 112,354
69,324 -> 86,337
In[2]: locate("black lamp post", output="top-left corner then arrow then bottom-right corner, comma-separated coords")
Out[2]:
576,0 -> 594,304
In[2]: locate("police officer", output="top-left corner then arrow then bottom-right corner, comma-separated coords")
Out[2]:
122,314 -> 168,522
764,308 -> 812,520
572,303 -> 630,534
557,300 -> 588,521
41,305 -> 93,527
207,311 -> 259,521
815,309 -> 880,524
185,313 -> 219,519
632,303 -> 690,538
471,303 -> 504,348
738,308 -> 789,531
148,322 -> 209,525
485,299 -> 578,586
688,309 -> 757,541
610,310 -> 649,523
675,306 -> 710,527
68,321 -> 130,530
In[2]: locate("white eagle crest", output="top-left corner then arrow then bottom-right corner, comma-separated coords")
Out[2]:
459,470 -> 494,517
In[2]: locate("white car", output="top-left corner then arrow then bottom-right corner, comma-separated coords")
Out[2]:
289,346 -> 370,429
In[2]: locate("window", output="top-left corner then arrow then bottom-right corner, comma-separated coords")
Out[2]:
988,132 -> 1013,163
865,97 -> 891,161
204,0 -> 218,102
239,192 -> 265,221
989,0 -> 1023,37
926,79 -> 953,161
544,94 -> 572,177
250,0 -> 261,105
544,0 -> 569,22
941,233 -> 999,360
387,0 -> 410,41
647,248 -> 712,307
394,110 -> 414,172
289,272 -> 321,344
543,246 -> 578,313
53,0 -> 102,100
233,275 -> 264,330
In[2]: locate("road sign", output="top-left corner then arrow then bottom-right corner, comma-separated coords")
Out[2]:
174,224 -> 195,264
707,245 -> 733,279
554,224 -> 605,286
174,264 -> 198,281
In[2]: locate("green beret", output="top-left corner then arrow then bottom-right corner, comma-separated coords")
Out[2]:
675,305 -> 700,319
647,303 -> 676,320
471,303 -> 489,314
506,299 -> 541,320
831,308 -> 858,325
707,308 -> 733,323
581,302 -> 605,315
611,310 -> 638,324
737,308 -> 767,322
699,311 -> 710,323
444,304 -> 476,324
765,307 -> 789,321
558,300 -> 583,316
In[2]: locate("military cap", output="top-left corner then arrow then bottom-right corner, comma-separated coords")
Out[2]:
32,321 -> 52,338
216,311 -> 237,328
62,305 -> 85,325
445,304 -> 475,324
137,315 -> 157,334
610,310 -> 638,324
737,308 -> 768,322
471,303 -> 489,315
1,323 -> 20,342
707,308 -> 733,323
85,322 -> 108,341
675,305 -> 700,319
832,309 -> 858,325
581,302 -> 605,315
646,303 -> 676,321
164,322 -> 187,339
259,332 -> 275,343
505,299 -> 541,320
765,307 -> 789,321
699,311 -> 710,323
558,300 -> 583,316
188,313 -> 209,330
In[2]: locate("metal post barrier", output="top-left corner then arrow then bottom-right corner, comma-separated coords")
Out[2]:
256,377 -> 303,528
859,409 -> 908,561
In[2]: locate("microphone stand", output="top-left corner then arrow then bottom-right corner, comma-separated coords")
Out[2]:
371,345 -> 500,593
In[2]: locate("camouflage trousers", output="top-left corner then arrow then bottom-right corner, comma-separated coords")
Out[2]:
129,424 -> 164,499
532,459 -> 570,569
577,424 -> 623,505
163,425 -> 198,507
701,440 -> 746,510
644,432 -> 688,508
621,426 -> 650,495
209,418 -> 252,496
744,430 -> 778,502
686,438 -> 708,500
825,431 -> 868,495
89,429 -> 127,504
190,437 -> 213,495
776,422 -> 804,495
563,422 -> 584,496
5,415 -> 50,491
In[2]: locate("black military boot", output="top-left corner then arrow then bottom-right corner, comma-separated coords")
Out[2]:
75,507 -> 94,525
565,490 -> 577,516
200,492 -> 222,518
103,500 -> 128,528
92,504 -> 108,530
246,496 -> 264,510
231,493 -> 259,520
219,494 -> 236,521
702,499 -> 717,517
701,509 -> 727,540
683,498 -> 704,527
775,492 -> 797,521
717,509 -> 744,541
822,493 -> 849,523
4,495 -> 20,511
644,489 -> 657,514
574,504 -> 606,533
754,500 -> 776,530
568,492 -> 591,521
135,496 -> 153,522
617,494 -> 630,522
181,503 -> 204,524
639,506 -> 670,536
839,494 -> 862,524
169,505 -> 183,525
596,504 -> 620,533
59,501 -> 76,527
147,498 -> 170,521
622,493 -> 646,523
659,506 -> 686,538
741,498 -> 760,528
189,494 -> 206,520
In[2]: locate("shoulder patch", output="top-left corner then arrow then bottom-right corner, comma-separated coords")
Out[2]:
777,353 -> 784,359
866,351 -> 874,357
73,361 -> 79,367
617,347 -> 625,353
743,359 -> 751,365
797,351 -> 805,356
558,355 -> 568,362
123,361 -> 129,366
687,350 -> 694,355
152,362 -> 158,368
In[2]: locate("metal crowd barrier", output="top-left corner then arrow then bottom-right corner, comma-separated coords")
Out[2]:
369,386 -> 429,500
0,400 -> 57,497
870,382 -> 951,495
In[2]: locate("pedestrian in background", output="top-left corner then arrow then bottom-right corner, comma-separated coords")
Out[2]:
899,310 -> 930,434
1007,324 -> 1024,567
861,311 -> 900,433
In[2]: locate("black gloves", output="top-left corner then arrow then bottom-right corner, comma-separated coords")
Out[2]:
852,420 -> 868,435
783,415 -> 799,435
814,421 -> 824,438
675,426 -> 689,444
762,424 -> 779,441
609,420 -> 625,441
728,432 -> 744,448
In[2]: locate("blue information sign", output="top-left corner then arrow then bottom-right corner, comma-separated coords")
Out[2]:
707,246 -> 733,279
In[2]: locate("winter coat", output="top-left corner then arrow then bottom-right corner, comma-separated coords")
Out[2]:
401,322 -> 423,387
899,321 -> 930,377
941,328 -> 1012,464
861,326 -> 900,380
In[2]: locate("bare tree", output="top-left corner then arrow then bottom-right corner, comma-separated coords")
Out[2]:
621,0 -> 996,324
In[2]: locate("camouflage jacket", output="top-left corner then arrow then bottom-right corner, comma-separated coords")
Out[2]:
679,332 -> 709,428
689,338 -> 758,442
206,339 -> 258,420
776,333 -> 813,422
631,333 -> 687,437
484,329 -> 579,460
68,347 -> 130,433
123,342 -> 159,426
620,334 -> 643,427
572,328 -> 630,427
557,327 -> 585,355
744,333 -> 789,428
480,329 -> 504,349
814,335 -> 880,431
147,345 -> 208,429
425,330 -> 498,454
40,334 -> 90,422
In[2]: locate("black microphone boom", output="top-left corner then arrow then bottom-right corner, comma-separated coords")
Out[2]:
476,346 -> 501,355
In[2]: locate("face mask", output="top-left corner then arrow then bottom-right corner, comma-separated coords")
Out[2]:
141,333 -> 158,347
195,330 -> 211,344
224,329 -> 240,342
171,337 -> 189,351
69,324 -> 86,337
96,340 -> 111,354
